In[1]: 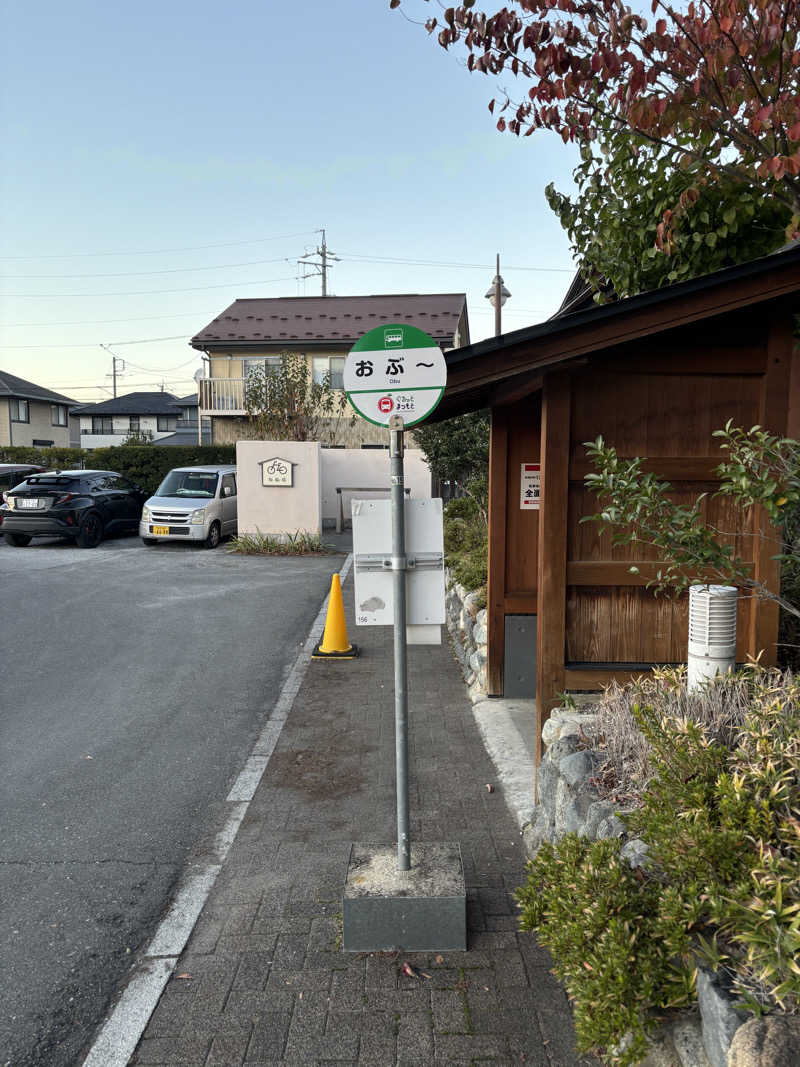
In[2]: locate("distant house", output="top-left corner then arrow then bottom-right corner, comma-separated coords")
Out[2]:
160,394 -> 211,446
0,370 -> 79,448
76,392 -> 208,449
190,293 -> 470,446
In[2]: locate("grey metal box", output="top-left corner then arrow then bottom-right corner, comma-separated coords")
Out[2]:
504,614 -> 537,698
342,842 -> 466,953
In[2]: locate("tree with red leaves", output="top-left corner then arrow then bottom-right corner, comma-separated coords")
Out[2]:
398,1 -> 800,226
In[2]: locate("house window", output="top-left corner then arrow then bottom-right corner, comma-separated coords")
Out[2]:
92,416 -> 113,434
129,416 -> 140,433
312,356 -> 345,390
10,399 -> 29,422
244,356 -> 281,378
157,416 -> 177,432
50,404 -> 67,426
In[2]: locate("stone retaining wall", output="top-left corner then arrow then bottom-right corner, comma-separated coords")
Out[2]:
445,573 -> 487,703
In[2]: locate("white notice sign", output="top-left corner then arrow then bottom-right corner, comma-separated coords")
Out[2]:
520,463 -> 540,509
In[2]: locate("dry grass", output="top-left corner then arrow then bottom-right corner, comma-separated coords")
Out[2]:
587,665 -> 786,801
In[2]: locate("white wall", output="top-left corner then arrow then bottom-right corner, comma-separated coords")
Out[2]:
234,442 -> 433,537
79,414 -> 174,449
320,448 -> 432,528
236,440 -> 322,537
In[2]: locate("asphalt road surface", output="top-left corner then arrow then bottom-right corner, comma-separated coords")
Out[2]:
0,533 -> 343,1067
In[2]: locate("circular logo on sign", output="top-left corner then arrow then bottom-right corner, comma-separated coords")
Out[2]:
377,396 -> 394,414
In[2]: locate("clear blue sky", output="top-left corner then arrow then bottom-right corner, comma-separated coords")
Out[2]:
0,0 -> 579,401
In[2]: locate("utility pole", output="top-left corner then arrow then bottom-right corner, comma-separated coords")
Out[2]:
298,228 -> 340,296
101,345 -> 125,397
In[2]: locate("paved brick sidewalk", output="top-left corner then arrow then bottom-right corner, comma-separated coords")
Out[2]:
131,569 -> 594,1066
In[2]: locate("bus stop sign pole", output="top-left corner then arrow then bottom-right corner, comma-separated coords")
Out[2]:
389,413 -> 410,870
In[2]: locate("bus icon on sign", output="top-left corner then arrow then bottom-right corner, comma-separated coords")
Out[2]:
384,328 -> 403,348
378,396 -> 394,414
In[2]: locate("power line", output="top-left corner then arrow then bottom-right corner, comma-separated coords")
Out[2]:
48,379 -> 197,393
123,356 -> 199,372
1,334 -> 191,349
337,251 -> 575,273
3,273 -> 298,299
2,312 -> 204,328
1,256 -> 291,280
0,230 -> 318,261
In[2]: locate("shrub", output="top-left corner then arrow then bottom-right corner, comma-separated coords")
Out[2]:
778,500 -> 800,671
0,445 -> 86,469
443,495 -> 488,591
589,667 -> 761,802
516,835 -> 695,1066
517,669 -> 800,1064
91,445 -> 236,495
0,443 -> 237,496
228,530 -> 328,555
627,682 -> 800,1014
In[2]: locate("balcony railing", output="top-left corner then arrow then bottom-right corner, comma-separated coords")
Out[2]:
198,378 -> 248,415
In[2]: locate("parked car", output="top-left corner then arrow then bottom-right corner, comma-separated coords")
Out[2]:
140,465 -> 237,549
1,469 -> 147,548
0,464 -> 45,526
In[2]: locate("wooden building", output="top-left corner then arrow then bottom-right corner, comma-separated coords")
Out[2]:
435,248 -> 800,760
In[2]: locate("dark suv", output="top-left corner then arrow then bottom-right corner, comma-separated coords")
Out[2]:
0,464 -> 45,527
2,469 -> 147,548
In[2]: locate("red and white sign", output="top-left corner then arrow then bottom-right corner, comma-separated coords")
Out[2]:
520,463 -> 540,510
377,396 -> 394,414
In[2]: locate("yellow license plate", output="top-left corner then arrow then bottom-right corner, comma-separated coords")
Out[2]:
152,525 -> 170,536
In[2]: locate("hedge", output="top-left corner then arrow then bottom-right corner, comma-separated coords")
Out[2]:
0,444 -> 237,495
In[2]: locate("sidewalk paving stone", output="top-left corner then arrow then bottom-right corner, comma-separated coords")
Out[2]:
130,569 -> 597,1066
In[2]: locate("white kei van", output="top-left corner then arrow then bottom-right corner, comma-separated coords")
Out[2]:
140,465 -> 237,549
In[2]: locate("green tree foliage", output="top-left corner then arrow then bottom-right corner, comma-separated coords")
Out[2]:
546,116 -> 790,301
583,424 -> 800,623
411,2 -> 800,222
243,352 -> 351,443
443,495 -> 488,590
413,411 -> 490,517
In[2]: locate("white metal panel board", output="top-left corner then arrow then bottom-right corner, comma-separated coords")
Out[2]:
352,498 -> 445,627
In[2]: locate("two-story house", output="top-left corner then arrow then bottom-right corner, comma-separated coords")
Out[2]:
76,392 -> 208,449
190,293 -> 469,446
0,370 -> 79,448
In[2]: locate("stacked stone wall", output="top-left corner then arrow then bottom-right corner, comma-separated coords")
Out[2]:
444,573 -> 487,703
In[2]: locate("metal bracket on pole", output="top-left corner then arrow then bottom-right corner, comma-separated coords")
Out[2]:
354,552 -> 444,573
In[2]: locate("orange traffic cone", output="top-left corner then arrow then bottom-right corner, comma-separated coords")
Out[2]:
312,573 -> 358,659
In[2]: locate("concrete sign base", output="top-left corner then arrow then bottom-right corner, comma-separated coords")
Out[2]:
342,842 -> 466,952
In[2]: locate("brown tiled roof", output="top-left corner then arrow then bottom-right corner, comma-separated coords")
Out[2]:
190,294 -> 469,349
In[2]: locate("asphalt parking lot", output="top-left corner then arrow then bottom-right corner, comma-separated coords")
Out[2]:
0,532 -> 345,1067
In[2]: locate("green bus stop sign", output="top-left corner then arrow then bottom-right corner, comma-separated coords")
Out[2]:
343,323 -> 447,428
